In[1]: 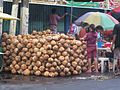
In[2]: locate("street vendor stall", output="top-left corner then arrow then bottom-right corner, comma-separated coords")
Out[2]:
2,0 -> 115,76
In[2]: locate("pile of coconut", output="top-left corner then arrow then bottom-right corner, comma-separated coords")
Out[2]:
2,30 -> 88,77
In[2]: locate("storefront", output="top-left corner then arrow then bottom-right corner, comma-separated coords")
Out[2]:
3,0 -> 111,34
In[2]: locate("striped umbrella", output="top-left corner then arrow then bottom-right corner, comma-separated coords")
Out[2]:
75,12 -> 119,30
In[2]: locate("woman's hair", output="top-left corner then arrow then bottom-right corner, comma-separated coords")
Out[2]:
90,24 -> 95,28
95,25 -> 104,31
82,22 -> 89,28
87,24 -> 96,32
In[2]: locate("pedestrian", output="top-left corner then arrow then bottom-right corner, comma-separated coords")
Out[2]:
79,22 -> 89,38
96,25 -> 107,48
111,23 -> 120,71
49,8 -> 68,34
84,24 -> 98,73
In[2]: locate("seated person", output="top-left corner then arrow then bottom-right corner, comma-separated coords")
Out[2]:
68,23 -> 80,40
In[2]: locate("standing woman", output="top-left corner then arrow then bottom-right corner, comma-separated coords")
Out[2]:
84,24 -> 99,73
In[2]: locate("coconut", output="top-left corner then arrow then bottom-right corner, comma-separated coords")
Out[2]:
23,69 -> 30,75
59,56 -> 65,61
51,40 -> 56,46
39,66 -> 45,72
60,72 -> 65,76
59,47 -> 65,52
64,68 -> 69,73
53,45 -> 59,51
14,64 -> 20,70
11,68 -> 17,74
21,64 -> 27,70
33,66 -> 38,71
44,71 -> 49,77
34,70 -> 41,76
72,61 -> 77,68
2,30 -> 88,77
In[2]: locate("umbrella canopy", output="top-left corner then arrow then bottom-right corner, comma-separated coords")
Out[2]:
0,12 -> 19,20
75,12 -> 119,30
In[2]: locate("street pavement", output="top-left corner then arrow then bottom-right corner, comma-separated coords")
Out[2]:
0,73 -> 120,90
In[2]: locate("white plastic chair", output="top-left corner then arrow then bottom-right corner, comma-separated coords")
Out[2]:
113,58 -> 118,72
98,57 -> 110,73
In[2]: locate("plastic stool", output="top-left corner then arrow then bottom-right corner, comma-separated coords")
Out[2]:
98,57 -> 109,73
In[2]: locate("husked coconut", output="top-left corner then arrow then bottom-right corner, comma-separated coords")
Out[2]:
73,70 -> 78,75
2,30 -> 87,77
44,71 -> 49,77
59,47 -> 65,52
14,64 -> 20,70
33,66 -> 38,71
21,64 -> 27,70
11,68 -> 17,74
51,40 -> 56,45
60,72 -> 65,76
53,45 -> 58,51
64,68 -> 69,73
59,56 -> 64,61
50,67 -> 55,72
52,62 -> 57,67
23,69 -> 30,75
34,70 -> 41,76
49,72 -> 55,77
72,61 -> 77,67
36,61 -> 41,67
39,66 -> 45,72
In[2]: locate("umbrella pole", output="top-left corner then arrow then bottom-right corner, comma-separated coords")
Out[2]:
70,0 -> 73,24
0,0 -> 3,41
69,0 -> 73,33
9,0 -> 19,35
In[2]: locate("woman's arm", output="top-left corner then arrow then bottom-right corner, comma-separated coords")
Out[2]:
60,13 -> 68,19
111,34 -> 116,50
102,39 -> 107,43
83,33 -> 88,41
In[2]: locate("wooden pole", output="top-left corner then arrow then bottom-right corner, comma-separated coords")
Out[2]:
9,0 -> 19,35
0,0 -> 3,39
70,0 -> 73,24
20,0 -> 29,34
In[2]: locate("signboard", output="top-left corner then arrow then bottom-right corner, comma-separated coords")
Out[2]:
109,0 -> 120,9
66,1 -> 109,9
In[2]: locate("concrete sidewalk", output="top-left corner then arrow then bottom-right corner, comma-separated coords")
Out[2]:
0,72 -> 120,90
